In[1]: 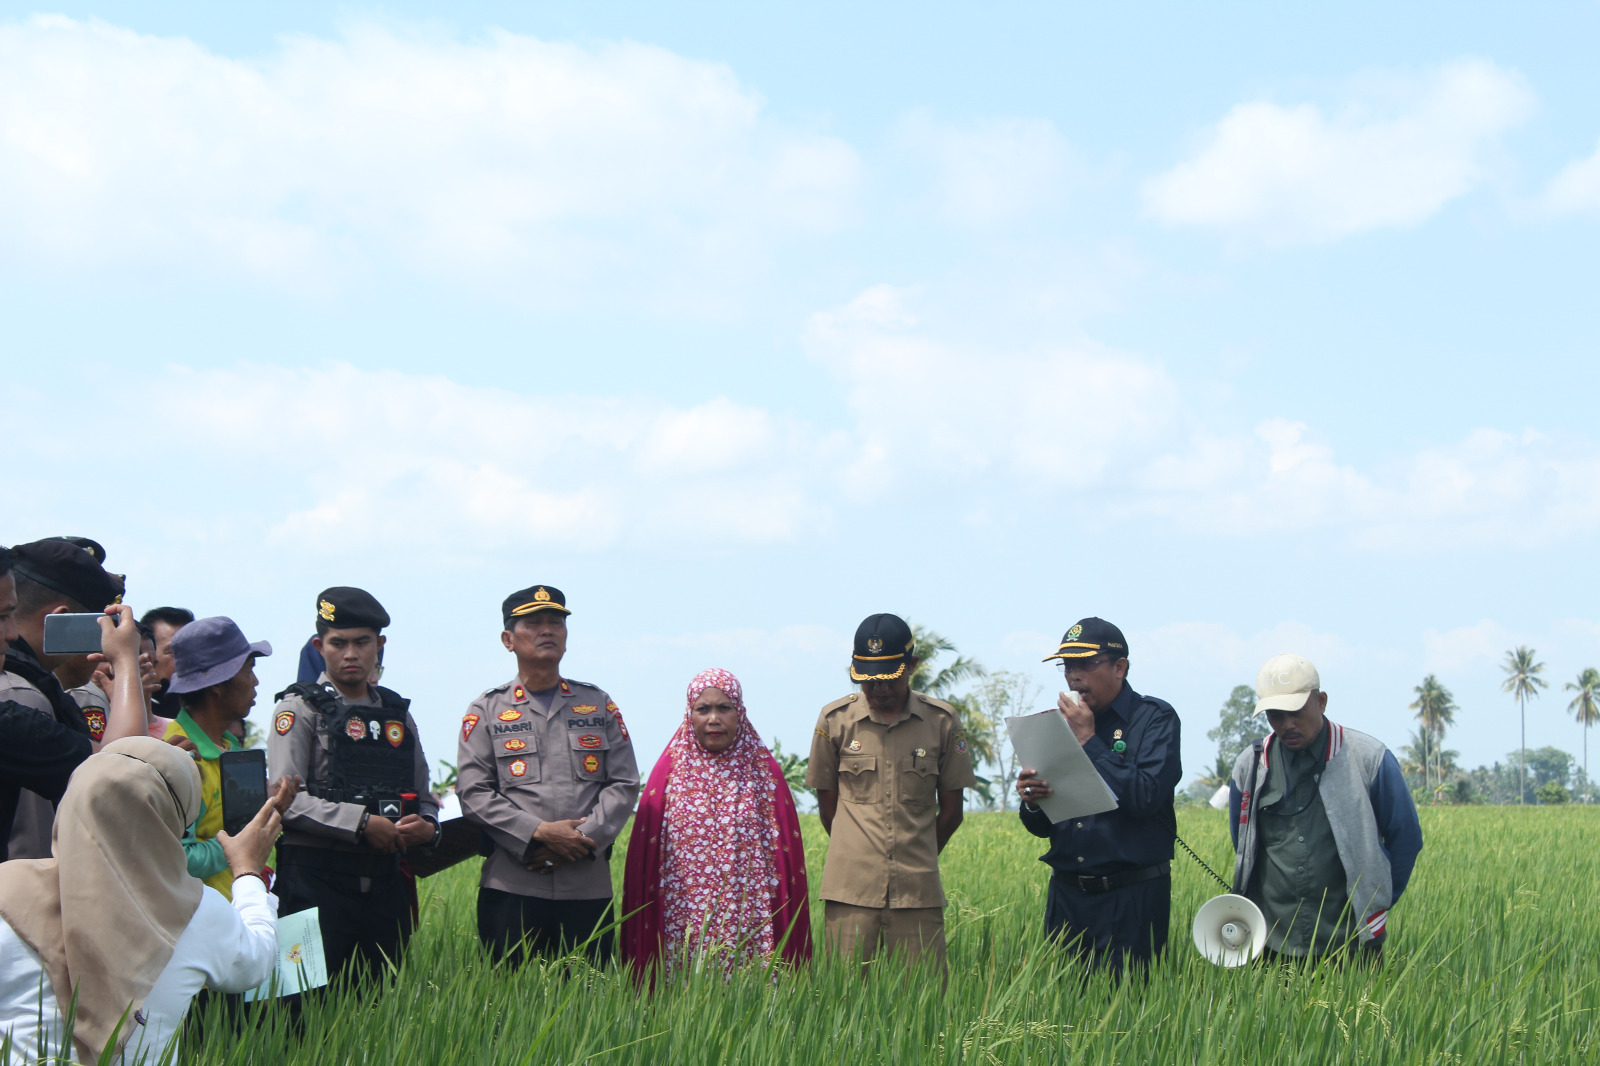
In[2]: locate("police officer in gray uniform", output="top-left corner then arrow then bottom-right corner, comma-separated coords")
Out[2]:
267,587 -> 437,985
458,585 -> 640,964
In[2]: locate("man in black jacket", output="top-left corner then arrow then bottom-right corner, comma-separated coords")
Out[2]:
1015,617 -> 1182,977
0,544 -> 143,860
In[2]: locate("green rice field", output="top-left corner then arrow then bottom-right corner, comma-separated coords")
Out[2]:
178,806 -> 1598,1065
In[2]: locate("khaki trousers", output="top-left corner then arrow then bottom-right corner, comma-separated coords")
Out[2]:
823,901 -> 946,971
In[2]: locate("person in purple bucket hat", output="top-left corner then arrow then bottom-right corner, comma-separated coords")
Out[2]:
164,618 -> 299,899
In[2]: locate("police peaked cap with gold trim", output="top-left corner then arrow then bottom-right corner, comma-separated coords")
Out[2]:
1043,616 -> 1128,662
11,537 -> 124,610
502,584 -> 571,626
316,587 -> 391,631
850,613 -> 915,682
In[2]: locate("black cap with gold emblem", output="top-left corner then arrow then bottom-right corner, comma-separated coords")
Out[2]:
502,585 -> 571,627
11,537 -> 124,611
1043,616 -> 1128,662
850,613 -> 916,682
315,587 -> 391,632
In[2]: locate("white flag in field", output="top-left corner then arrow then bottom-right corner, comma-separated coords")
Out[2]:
243,908 -> 330,1002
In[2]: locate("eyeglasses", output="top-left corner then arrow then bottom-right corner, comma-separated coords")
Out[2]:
1061,656 -> 1115,673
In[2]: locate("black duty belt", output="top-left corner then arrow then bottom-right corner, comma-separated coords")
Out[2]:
276,843 -> 400,879
1059,861 -> 1170,894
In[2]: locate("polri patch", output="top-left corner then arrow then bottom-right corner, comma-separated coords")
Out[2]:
509,758 -> 528,778
385,720 -> 405,747
83,709 -> 106,742
498,709 -> 522,722
955,737 -> 967,754
503,738 -> 527,752
345,715 -> 366,742
577,734 -> 603,749
275,710 -> 295,736
582,753 -> 600,774
461,713 -> 480,740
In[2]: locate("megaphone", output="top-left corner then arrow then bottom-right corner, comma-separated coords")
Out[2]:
1192,893 -> 1268,967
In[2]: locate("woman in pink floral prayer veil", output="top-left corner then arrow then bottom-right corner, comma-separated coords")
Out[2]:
621,668 -> 812,979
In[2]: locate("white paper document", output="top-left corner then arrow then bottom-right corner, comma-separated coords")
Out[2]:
1005,709 -> 1119,823
243,907 -> 330,1002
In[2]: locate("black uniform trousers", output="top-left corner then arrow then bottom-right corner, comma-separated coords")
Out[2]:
275,861 -> 414,987
477,887 -> 613,966
1044,872 -> 1171,977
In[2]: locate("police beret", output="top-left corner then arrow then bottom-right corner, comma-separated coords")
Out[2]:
315,587 -> 390,631
502,585 -> 570,626
850,613 -> 915,682
1044,616 -> 1128,662
10,537 -> 123,611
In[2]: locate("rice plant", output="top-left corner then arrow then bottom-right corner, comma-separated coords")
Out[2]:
176,806 -> 1598,1064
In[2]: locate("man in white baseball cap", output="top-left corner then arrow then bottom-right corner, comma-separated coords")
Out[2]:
1225,653 -> 1422,963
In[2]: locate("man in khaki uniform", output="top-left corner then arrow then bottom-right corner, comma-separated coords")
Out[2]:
807,612 -> 975,969
457,585 -> 640,964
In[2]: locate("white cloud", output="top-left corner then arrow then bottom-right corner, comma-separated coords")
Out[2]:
804,286 -> 1600,549
0,16 -> 859,301
12,362 -> 842,552
1542,137 -> 1600,217
1422,621 -> 1512,674
1143,59 -> 1534,244
895,110 -> 1075,227
804,284 -> 1185,493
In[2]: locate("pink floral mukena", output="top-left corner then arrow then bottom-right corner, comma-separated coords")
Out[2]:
621,668 -> 812,980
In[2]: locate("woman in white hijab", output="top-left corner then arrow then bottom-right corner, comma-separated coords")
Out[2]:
0,736 -> 286,1064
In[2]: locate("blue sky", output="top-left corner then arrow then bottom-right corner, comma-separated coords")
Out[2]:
5,2 -> 1599,792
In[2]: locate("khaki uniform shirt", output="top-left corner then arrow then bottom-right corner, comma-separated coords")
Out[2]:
0,672 -> 59,861
266,674 -> 437,853
806,691 -> 976,909
457,677 -> 640,901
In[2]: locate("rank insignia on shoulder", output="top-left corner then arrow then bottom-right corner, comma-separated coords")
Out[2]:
498,709 -> 522,722
385,720 -> 405,747
848,739 -> 861,752
345,716 -> 366,742
513,685 -> 527,703
503,738 -> 527,751
509,758 -> 528,778
462,713 -> 480,740
582,753 -> 600,774
573,704 -> 597,715
577,734 -> 602,749
275,710 -> 295,736
84,709 -> 106,742
607,701 -> 629,740
559,680 -> 572,696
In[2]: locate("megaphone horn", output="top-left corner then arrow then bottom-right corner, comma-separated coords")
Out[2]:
1192,893 -> 1268,967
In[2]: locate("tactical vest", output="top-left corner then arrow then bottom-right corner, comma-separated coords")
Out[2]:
277,681 -> 415,819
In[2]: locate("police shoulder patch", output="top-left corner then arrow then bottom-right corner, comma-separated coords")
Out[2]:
462,712 -> 480,740
83,709 -> 106,742
275,710 -> 296,736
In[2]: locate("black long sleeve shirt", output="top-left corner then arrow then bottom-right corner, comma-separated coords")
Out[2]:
1019,681 -> 1182,876
1,699 -> 93,861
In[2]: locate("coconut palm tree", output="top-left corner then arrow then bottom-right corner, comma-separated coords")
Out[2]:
1409,675 -> 1457,798
1501,646 -> 1547,805
1566,667 -> 1600,804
